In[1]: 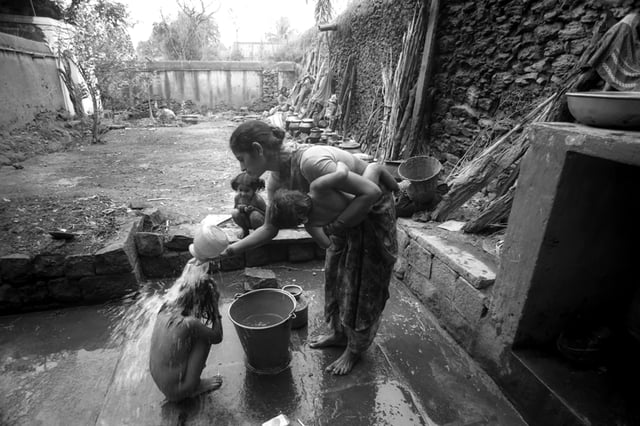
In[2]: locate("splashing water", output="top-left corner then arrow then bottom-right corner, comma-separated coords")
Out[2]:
105,261 -> 219,390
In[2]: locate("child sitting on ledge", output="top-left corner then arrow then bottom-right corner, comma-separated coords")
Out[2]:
230,172 -> 267,239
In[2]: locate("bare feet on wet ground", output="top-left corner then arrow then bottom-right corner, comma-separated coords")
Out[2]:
309,332 -> 360,375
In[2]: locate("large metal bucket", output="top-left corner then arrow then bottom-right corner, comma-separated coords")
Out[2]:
228,289 -> 297,374
398,156 -> 443,205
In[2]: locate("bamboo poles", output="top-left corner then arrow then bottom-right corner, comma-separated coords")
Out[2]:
431,93 -> 559,222
376,5 -> 425,161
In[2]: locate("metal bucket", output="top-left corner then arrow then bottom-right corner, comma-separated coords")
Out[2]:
228,289 -> 297,374
398,156 -> 443,204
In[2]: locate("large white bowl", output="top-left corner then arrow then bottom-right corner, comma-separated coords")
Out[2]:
566,91 -> 640,130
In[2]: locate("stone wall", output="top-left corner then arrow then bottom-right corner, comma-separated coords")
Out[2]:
328,0 -> 421,141
429,0 -> 635,158
0,210 -> 325,315
324,0 -> 636,158
0,219 -> 143,314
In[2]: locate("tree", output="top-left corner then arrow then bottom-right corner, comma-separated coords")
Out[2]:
309,0 -> 333,24
265,17 -> 294,43
57,0 -> 135,143
139,0 -> 220,61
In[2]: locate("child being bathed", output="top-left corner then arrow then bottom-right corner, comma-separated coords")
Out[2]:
149,260 -> 223,402
268,162 -> 398,248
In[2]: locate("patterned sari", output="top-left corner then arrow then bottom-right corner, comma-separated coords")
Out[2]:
281,145 -> 398,353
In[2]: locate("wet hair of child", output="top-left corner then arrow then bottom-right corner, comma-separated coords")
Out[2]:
163,262 -> 220,326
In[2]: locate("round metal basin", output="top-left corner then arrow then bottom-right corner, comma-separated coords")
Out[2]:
566,91 -> 640,130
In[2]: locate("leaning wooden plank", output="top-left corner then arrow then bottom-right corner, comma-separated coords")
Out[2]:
431,133 -> 528,222
462,185 -> 515,234
432,92 -> 558,221
405,0 -> 440,159
390,86 -> 416,160
474,93 -> 557,159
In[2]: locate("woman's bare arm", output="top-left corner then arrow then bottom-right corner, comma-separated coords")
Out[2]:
305,224 -> 331,248
325,170 -> 382,229
363,163 -> 399,192
221,221 -> 279,256
310,161 -> 349,193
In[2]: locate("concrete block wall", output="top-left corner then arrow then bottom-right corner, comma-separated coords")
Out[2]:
137,226 -> 325,278
394,219 -> 496,352
0,218 -> 144,314
143,61 -> 297,112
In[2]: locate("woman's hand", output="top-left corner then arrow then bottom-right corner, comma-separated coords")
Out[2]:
219,245 -> 235,258
323,219 -> 346,235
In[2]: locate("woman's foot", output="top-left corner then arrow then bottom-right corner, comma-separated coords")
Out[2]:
237,229 -> 249,239
309,332 -> 347,348
326,349 -> 360,375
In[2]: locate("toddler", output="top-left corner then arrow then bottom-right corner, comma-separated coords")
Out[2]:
149,260 -> 223,402
268,162 -> 398,248
231,172 -> 267,239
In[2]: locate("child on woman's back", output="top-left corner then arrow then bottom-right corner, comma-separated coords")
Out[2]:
268,162 -> 398,248
231,172 -> 267,239
149,260 -> 223,402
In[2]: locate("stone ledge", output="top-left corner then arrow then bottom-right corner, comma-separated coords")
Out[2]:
95,218 -> 143,275
396,219 -> 497,350
399,219 -> 497,289
0,217 -> 145,315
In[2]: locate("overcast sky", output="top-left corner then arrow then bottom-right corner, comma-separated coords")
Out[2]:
123,0 -> 349,48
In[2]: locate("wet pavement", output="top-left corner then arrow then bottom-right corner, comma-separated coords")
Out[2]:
0,260 -> 526,426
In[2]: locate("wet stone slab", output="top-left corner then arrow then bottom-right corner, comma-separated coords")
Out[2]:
0,260 -> 525,426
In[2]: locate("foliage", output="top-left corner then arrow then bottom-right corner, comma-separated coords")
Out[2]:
270,41 -> 305,63
137,0 -> 220,61
56,0 -> 135,142
308,0 -> 333,24
265,17 -> 295,43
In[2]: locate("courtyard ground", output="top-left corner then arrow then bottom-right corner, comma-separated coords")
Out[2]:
0,259 -> 527,426
0,116 -> 502,258
0,117 -> 241,256
0,117 -> 524,425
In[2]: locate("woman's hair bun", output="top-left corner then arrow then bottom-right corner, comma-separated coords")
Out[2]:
271,126 -> 285,140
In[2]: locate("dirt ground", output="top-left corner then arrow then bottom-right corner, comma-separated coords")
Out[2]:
0,116 -> 242,256
0,114 -> 504,258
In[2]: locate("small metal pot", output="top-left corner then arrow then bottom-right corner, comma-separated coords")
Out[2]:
299,119 -> 314,133
291,297 -> 308,329
309,128 -> 322,138
283,284 -> 308,329
288,120 -> 300,131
